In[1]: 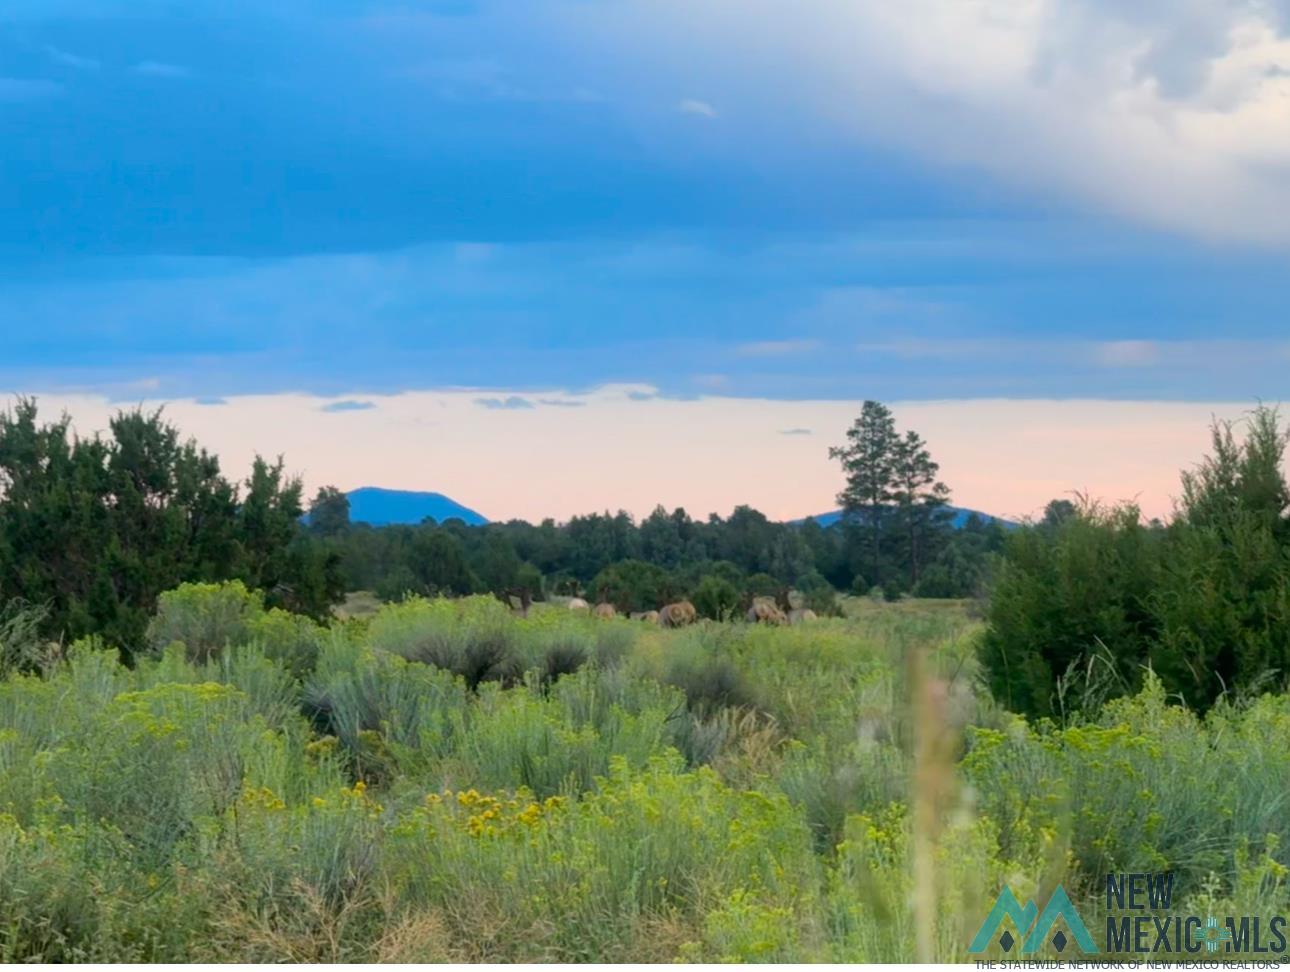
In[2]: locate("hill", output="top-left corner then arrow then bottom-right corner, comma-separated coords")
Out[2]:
342,489 -> 1012,531
345,487 -> 488,526
794,506 -> 1017,529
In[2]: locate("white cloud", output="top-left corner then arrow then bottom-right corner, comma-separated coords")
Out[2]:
563,0 -> 1290,244
474,395 -> 535,410
677,97 -> 717,118
691,373 -> 731,389
45,46 -> 99,71
320,399 -> 377,413
1095,340 -> 1161,368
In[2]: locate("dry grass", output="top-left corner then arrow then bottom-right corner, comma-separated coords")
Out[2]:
333,590 -> 383,621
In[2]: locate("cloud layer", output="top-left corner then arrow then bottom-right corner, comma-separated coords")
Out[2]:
558,0 -> 1290,243
1,2 -> 1288,406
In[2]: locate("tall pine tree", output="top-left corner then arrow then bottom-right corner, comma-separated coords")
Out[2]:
829,401 -> 900,585
891,429 -> 952,586
831,401 -> 953,591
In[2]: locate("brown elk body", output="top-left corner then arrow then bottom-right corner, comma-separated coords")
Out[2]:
656,601 -> 697,628
746,596 -> 788,625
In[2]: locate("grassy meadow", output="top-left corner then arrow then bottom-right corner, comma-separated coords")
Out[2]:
0,585 -> 1287,962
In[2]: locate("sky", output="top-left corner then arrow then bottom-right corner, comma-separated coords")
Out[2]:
2,1 -> 1289,521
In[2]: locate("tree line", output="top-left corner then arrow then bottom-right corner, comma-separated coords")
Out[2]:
0,397 -> 1005,650
0,400 -> 343,653
305,400 -> 1007,611
5,394 -> 1286,723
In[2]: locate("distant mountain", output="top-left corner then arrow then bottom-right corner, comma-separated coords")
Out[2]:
345,487 -> 488,527
793,507 -> 1018,529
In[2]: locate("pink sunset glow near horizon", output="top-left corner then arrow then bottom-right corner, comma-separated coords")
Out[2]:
5,387 -> 1266,524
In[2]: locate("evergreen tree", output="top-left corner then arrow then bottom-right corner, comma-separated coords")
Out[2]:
830,401 -> 899,584
408,528 -> 479,596
0,401 -> 343,648
308,486 -> 351,536
890,429 -> 952,586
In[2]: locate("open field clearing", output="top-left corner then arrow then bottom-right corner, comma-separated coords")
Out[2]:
1,587 -> 1286,962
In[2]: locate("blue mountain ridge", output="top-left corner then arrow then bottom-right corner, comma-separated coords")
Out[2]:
340,489 -> 1013,530
344,487 -> 489,526
794,507 -> 1018,529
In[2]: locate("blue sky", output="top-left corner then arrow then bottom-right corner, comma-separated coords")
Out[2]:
3,0 -> 1289,405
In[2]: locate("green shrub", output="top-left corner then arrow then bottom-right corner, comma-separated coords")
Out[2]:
0,599 -> 52,677
777,738 -> 906,853
745,572 -> 781,598
387,754 -> 819,961
367,596 -> 521,690
146,581 -> 263,663
242,607 -> 325,678
302,636 -> 467,781
979,502 -> 1160,718
795,569 -> 840,616
691,574 -> 740,621
982,407 -> 1290,718
6,565 -> 1287,963
664,635 -> 757,716
373,565 -> 420,603
962,674 -> 1290,890
590,559 -> 679,613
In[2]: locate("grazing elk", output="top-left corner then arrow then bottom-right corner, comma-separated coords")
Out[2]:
746,596 -> 789,625
498,586 -> 533,618
657,600 -> 698,628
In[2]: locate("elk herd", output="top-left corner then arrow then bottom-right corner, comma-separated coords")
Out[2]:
561,594 -> 817,627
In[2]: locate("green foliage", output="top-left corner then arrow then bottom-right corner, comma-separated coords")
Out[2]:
364,596 -> 521,691
691,573 -> 740,620
0,400 -> 341,652
981,500 -> 1160,718
3,585 -> 1285,962
830,400 -> 953,591
963,674 -> 1290,892
983,406 -> 1290,718
147,580 -> 264,662
590,558 -> 679,612
328,495 -> 976,615
0,599 -> 53,678
913,515 -> 1007,598
795,569 -> 840,615
146,580 -> 323,676
307,485 -> 351,537
744,571 -> 781,598
389,755 -> 819,961
662,629 -> 757,715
